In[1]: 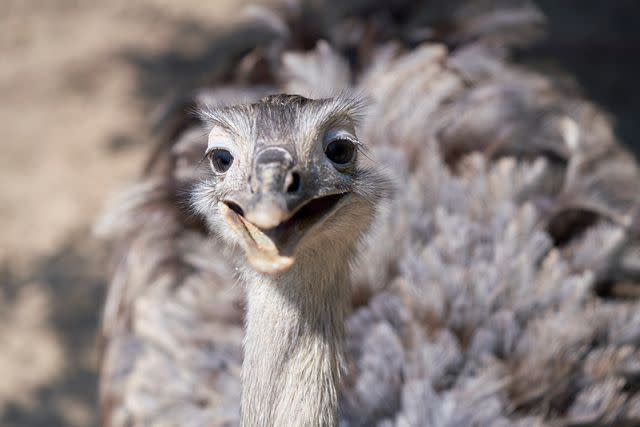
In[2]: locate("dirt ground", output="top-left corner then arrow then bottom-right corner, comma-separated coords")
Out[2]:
1,1 -> 639,426
0,1 -> 246,425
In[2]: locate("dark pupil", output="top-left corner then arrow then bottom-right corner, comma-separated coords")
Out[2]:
211,149 -> 233,172
325,139 -> 355,164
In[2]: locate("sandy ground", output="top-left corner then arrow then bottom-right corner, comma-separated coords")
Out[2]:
0,1 -> 246,425
1,1 -> 639,426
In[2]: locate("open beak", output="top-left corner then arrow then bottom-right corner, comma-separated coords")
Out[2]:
218,145 -> 351,274
220,192 -> 348,274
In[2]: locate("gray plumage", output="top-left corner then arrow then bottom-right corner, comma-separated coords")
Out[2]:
96,1 -> 640,426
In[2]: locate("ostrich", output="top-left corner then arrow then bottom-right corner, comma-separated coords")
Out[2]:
97,1 -> 640,426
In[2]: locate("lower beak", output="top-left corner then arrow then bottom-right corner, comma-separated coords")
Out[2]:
220,203 -> 294,274
220,192 -> 349,275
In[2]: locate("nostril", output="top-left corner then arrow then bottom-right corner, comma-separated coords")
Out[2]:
286,172 -> 301,193
224,201 -> 245,217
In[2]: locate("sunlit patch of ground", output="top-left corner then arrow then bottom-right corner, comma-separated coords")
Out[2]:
0,283 -> 64,412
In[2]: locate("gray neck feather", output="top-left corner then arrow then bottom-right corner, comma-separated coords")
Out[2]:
240,255 -> 350,427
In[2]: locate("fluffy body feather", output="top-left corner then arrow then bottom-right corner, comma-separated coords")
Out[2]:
97,1 -> 640,426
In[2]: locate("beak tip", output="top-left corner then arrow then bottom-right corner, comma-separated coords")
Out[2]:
245,204 -> 287,230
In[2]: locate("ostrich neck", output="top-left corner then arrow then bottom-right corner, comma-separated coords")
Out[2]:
240,258 -> 350,427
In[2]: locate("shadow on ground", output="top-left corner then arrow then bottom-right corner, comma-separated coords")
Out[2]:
1,232 -> 106,427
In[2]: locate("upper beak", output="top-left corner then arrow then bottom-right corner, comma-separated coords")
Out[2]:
244,199 -> 290,230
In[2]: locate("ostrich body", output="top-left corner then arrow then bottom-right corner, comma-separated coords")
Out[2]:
97,1 -> 640,426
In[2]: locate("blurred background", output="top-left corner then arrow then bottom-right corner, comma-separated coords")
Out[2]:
0,1 -> 639,426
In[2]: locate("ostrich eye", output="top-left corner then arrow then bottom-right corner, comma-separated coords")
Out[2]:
325,139 -> 356,165
208,148 -> 234,173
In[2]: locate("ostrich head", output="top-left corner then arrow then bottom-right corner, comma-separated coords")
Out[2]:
194,94 -> 391,275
